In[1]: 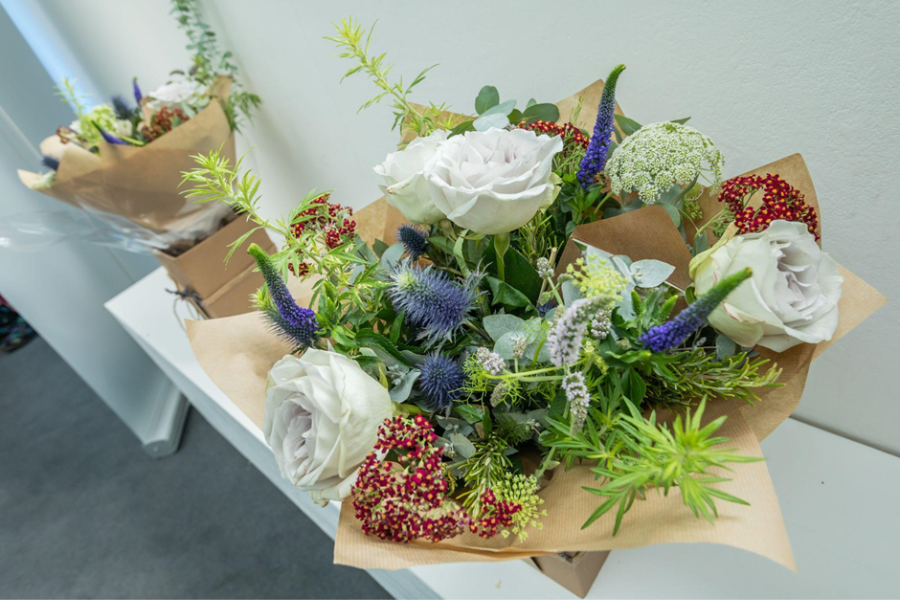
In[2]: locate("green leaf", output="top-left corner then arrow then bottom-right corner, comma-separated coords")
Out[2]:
356,329 -> 413,367
482,99 -> 516,116
475,86 -> 500,115
507,108 -> 522,124
486,276 -> 534,312
483,245 -> 542,302
448,119 -> 475,137
670,117 -> 691,124
372,238 -> 389,258
390,369 -> 420,402
448,433 -> 476,458
614,114 -> 643,136
455,404 -> 485,424
521,103 -> 560,124
660,202 -> 681,227
473,112 -> 510,131
483,314 -> 525,341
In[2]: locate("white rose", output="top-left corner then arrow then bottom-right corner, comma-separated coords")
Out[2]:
423,127 -> 563,235
690,220 -> 843,352
373,130 -> 449,224
145,79 -> 202,112
264,349 -> 393,504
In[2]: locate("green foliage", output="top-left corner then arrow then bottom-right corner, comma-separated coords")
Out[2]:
170,0 -> 261,130
546,400 -> 760,534
326,17 -> 457,136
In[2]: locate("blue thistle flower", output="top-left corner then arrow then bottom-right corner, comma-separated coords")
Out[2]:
397,223 -> 429,260
418,353 -> 465,410
387,261 -> 479,346
248,243 -> 318,349
578,64 -> 626,189
41,155 -> 60,171
111,95 -> 132,120
639,268 -> 752,352
132,78 -> 143,104
93,122 -> 126,145
537,301 -> 557,318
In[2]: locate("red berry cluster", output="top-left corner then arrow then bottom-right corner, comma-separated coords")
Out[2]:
468,488 -> 522,539
352,415 -> 468,544
286,193 -> 357,277
517,120 -> 589,155
141,106 -> 190,142
718,174 -> 819,240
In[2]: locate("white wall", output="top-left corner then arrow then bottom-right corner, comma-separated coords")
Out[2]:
19,0 -> 899,454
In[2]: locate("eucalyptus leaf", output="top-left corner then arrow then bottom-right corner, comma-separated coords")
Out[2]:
482,99 -> 516,116
475,85 -> 500,114
455,404 -> 485,424
379,243 -> 405,271
660,202 -> 681,227
561,279 -> 584,306
474,112 -> 510,131
494,331 -> 520,360
521,103 -> 560,124
389,369 -> 420,402
716,334 -> 737,360
486,276 -> 534,312
448,433 -> 476,459
483,314 -> 525,341
631,259 -> 676,288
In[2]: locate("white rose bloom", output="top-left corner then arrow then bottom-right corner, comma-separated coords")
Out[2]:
145,79 -> 202,112
690,220 -> 843,352
264,349 -> 393,505
374,130 -> 449,224
423,127 -> 564,235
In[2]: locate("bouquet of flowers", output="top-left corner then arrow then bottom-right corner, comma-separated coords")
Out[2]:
184,18 -> 885,581
14,0 -> 260,254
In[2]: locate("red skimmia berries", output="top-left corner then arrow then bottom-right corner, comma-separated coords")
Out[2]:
353,415 -> 468,544
718,174 -> 819,240
468,488 -> 522,539
141,106 -> 190,142
286,193 -> 357,277
517,120 -> 589,155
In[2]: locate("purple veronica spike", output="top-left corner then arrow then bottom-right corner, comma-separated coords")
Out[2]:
93,123 -> 126,145
248,243 -> 318,349
578,64 -> 626,189
639,268 -> 752,352
41,155 -> 60,171
111,95 -> 132,120
132,78 -> 143,104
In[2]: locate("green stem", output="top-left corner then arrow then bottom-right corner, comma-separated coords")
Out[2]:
493,232 -> 510,282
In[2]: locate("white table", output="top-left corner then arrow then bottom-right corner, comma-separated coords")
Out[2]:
107,267 -> 900,599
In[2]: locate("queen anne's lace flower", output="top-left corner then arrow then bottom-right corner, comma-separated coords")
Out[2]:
605,122 -> 724,205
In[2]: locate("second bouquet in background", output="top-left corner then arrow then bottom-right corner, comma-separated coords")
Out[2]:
12,0 -> 266,318
183,15 -> 884,594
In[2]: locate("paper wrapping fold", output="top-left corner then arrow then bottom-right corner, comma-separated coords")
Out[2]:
185,79 -> 886,572
17,77 -> 236,254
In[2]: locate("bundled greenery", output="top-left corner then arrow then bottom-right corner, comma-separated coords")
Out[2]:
182,21 -> 787,542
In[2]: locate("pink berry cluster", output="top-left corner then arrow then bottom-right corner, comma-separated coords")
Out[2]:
718,174 -> 819,240
352,415 -> 468,544
468,488 -> 522,539
287,193 -> 356,276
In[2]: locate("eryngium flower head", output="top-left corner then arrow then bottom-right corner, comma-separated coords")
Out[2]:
605,121 -> 724,205
578,64 -> 625,188
111,95 -> 132,121
418,353 -> 465,410
387,260 -> 479,346
397,223 -> 429,260
640,268 -> 752,352
248,243 -> 318,349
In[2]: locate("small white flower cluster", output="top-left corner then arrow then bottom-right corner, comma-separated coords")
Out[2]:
590,309 -> 612,340
511,334 -> 529,360
475,346 -> 505,375
536,257 -> 554,280
562,372 -> 590,434
605,122 -> 724,205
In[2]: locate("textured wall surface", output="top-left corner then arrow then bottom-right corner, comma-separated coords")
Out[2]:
13,0 -> 900,453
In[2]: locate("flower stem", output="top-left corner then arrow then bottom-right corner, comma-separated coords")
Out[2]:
494,232 -> 510,282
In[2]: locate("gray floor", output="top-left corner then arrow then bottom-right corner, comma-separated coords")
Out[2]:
0,337 -> 389,599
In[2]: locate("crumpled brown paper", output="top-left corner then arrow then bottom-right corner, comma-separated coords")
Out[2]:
17,77 -> 236,254
185,78 -> 886,572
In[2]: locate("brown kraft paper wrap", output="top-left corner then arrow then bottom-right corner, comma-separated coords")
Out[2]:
17,77 -> 236,254
184,79 -> 886,572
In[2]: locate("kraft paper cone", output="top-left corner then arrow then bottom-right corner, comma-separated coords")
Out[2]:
185,77 -> 886,571
17,77 -> 236,253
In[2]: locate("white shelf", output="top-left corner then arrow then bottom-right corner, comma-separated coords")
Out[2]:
107,267 -> 900,599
